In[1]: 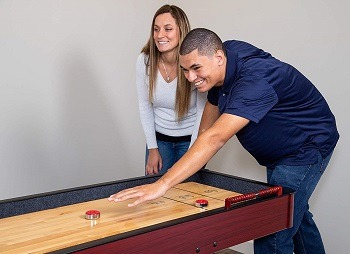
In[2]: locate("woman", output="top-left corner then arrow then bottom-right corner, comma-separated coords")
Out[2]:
136,5 -> 206,175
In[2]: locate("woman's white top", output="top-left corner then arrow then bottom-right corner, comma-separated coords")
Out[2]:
136,53 -> 206,149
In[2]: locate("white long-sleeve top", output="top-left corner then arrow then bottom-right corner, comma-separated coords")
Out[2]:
136,53 -> 206,149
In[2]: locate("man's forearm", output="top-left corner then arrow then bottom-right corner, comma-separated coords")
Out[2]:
158,129 -> 224,190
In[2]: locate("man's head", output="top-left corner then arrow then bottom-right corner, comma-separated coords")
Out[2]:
179,28 -> 226,92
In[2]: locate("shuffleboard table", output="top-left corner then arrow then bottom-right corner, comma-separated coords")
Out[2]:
0,169 -> 294,254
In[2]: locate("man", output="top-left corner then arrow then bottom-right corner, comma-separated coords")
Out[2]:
109,28 -> 339,253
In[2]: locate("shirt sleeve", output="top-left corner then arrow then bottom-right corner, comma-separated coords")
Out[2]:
136,53 -> 158,149
207,86 -> 221,106
224,77 -> 278,123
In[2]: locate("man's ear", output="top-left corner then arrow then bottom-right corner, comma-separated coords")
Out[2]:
214,50 -> 225,66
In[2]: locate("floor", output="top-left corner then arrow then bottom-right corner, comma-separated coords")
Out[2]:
214,249 -> 243,254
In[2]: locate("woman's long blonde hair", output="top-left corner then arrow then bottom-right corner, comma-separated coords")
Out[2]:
141,4 -> 191,120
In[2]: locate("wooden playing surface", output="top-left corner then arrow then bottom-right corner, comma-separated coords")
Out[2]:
0,182 -> 241,254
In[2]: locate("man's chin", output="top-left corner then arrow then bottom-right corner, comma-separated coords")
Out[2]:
197,86 -> 209,93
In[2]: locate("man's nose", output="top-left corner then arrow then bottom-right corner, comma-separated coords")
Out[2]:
187,71 -> 197,82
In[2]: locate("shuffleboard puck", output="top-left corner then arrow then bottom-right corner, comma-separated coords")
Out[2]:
195,199 -> 208,208
85,210 -> 100,220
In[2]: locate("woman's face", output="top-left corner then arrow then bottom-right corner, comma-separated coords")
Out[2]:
153,13 -> 180,54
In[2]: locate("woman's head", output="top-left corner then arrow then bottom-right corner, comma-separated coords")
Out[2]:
143,5 -> 190,56
153,12 -> 180,54
142,5 -> 192,120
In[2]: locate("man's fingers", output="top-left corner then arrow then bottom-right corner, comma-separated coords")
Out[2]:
108,182 -> 165,207
128,196 -> 146,207
108,187 -> 142,202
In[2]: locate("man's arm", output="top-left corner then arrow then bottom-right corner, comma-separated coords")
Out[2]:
108,112 -> 249,207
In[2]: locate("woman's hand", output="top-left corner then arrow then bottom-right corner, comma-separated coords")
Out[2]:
146,148 -> 163,175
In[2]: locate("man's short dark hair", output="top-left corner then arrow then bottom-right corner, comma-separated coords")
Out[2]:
180,28 -> 224,56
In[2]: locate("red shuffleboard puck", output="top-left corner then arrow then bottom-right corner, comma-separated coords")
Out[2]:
85,210 -> 100,220
195,199 -> 208,208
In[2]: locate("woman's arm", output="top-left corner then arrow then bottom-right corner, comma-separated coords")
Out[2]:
136,54 -> 163,174
136,54 -> 158,150
198,101 -> 221,136
189,89 -> 207,147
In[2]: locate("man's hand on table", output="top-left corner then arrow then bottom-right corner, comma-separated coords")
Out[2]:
108,180 -> 169,207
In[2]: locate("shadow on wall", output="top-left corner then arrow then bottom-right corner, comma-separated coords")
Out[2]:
55,49 -> 128,185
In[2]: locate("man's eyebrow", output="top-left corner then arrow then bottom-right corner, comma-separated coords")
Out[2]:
180,63 -> 200,71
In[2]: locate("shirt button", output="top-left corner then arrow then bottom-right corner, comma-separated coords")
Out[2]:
223,93 -> 225,96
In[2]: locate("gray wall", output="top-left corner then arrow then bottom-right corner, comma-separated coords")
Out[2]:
0,1 -> 349,253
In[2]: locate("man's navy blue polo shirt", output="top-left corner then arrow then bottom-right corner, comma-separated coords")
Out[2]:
208,40 -> 339,168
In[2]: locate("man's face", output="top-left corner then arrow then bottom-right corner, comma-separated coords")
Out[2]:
179,49 -> 225,92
